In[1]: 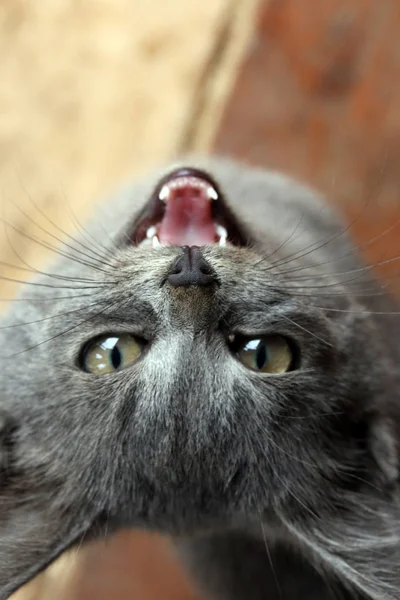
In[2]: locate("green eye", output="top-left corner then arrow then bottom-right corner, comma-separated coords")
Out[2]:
235,335 -> 294,374
80,334 -> 143,374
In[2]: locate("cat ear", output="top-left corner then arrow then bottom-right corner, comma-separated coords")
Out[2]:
369,416 -> 399,486
0,409 -> 96,600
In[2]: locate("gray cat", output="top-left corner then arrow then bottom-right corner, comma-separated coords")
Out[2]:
0,157 -> 399,600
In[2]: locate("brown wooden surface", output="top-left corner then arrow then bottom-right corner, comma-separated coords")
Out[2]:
213,0 -> 400,283
66,533 -> 199,600
14,533 -> 200,600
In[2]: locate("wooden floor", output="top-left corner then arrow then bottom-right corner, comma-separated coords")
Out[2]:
7,1 -> 400,599
213,0 -> 400,283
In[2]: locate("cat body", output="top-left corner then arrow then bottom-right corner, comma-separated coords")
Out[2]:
0,158 -> 399,599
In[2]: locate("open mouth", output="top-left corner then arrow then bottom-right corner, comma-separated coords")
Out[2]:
129,167 -> 248,248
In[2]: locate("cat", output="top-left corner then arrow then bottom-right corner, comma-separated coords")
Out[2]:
0,157 -> 399,600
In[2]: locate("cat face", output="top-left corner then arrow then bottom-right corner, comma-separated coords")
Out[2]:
0,158 -> 399,598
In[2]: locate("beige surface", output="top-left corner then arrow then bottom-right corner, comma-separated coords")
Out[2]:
0,0 -> 258,301
0,1 -> 259,598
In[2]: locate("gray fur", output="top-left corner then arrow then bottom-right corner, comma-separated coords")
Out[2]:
0,157 -> 399,599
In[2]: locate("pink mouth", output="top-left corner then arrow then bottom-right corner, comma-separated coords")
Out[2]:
157,176 -> 219,246
129,167 -> 246,248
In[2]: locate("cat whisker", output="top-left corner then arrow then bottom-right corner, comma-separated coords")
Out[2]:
259,511 -> 283,599
284,291 -> 396,301
260,212 -> 306,264
276,411 -> 345,421
0,298 -> 111,330
8,185 -> 115,267
304,304 -> 400,316
85,202 -> 133,253
0,293 -> 99,303
282,504 -> 400,600
258,246 -> 400,299
74,529 -> 89,557
58,180 -> 123,257
5,295 -> 128,357
264,457 -> 325,525
0,247 -> 118,284
265,213 -> 400,282
278,280 -> 394,295
280,273 -> 400,298
254,192 -> 376,272
0,259 -> 117,286
102,512 -> 110,545
280,314 -> 334,347
267,434 -> 323,470
277,263 -> 400,284
0,215 -> 112,274
340,472 -> 384,494
0,274 -> 111,291
279,276 -> 375,292
273,247 -> 400,283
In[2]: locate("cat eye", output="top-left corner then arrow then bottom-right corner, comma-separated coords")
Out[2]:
234,335 -> 294,374
80,334 -> 144,374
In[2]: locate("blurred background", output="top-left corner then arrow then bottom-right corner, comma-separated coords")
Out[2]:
2,0 -> 400,598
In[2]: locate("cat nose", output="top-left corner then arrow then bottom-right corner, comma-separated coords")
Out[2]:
168,246 -> 216,287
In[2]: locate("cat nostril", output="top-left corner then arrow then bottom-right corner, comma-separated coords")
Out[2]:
199,262 -> 213,275
170,257 -> 184,275
168,246 -> 217,287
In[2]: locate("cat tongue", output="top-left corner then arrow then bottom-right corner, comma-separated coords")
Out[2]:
158,190 -> 217,246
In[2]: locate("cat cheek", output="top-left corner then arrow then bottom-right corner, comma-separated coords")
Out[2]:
369,417 -> 399,486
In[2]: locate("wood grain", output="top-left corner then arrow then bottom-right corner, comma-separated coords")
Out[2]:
213,0 -> 400,282
0,0 -> 236,300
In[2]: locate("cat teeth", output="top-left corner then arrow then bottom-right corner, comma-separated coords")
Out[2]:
146,225 -> 157,239
206,185 -> 218,200
158,185 -> 171,201
138,228 -> 161,247
216,225 -> 228,246
141,226 -> 228,248
158,177 -> 218,202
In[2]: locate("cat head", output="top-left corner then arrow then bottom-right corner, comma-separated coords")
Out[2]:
0,157 -> 399,598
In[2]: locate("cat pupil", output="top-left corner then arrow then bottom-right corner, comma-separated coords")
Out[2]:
111,345 -> 122,370
256,342 -> 268,370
